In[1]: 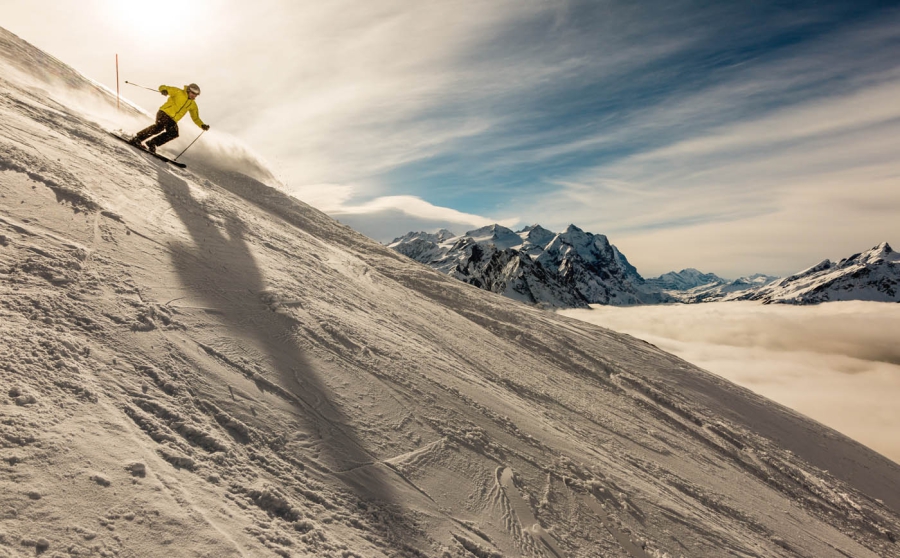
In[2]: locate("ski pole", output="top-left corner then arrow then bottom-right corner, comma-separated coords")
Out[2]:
174,130 -> 206,162
124,81 -> 159,92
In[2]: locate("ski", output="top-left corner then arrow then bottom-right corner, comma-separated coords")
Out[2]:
110,133 -> 187,168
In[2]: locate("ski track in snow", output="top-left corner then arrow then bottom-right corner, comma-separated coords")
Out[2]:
1,26 -> 900,558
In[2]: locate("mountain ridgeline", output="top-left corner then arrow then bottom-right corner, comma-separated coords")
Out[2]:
389,226 -> 899,307
390,224 -> 669,308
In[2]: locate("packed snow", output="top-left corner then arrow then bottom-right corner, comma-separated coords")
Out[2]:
1,27 -> 899,557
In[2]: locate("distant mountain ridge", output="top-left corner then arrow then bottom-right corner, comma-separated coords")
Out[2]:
389,225 -> 899,307
663,273 -> 780,303
390,224 -> 670,307
733,242 -> 898,304
644,268 -> 728,291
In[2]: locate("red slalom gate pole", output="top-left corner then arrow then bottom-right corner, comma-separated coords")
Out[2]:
116,54 -> 120,110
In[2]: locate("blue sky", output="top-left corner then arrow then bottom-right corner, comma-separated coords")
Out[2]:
2,0 -> 899,276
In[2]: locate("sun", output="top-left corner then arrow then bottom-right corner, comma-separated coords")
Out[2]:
107,0 -> 202,41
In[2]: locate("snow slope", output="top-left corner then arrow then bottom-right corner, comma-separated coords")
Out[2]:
1,27 -> 900,558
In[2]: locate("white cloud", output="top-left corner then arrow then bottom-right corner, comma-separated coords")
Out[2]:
558,301 -> 900,464
282,183 -> 359,213
488,13 -> 900,277
322,194 -> 518,242
515,74 -> 900,277
282,182 -> 521,243
205,0 -> 554,186
1,0 -> 719,194
4,1 -> 899,278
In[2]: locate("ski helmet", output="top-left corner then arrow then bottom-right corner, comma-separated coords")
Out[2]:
187,83 -> 201,95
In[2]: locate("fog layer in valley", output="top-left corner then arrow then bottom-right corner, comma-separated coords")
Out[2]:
559,301 -> 900,464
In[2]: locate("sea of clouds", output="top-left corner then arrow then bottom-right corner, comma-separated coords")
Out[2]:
559,301 -> 900,465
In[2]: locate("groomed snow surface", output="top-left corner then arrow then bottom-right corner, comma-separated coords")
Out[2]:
1,27 -> 899,557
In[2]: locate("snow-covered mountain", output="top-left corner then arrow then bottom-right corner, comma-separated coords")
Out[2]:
662,273 -> 780,303
665,244 -> 898,304
732,242 -> 900,304
2,26 -> 900,558
388,224 -> 671,307
644,268 -> 727,291
389,229 -> 456,263
393,226 -> 898,308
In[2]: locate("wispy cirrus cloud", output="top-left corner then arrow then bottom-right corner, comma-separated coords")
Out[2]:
496,8 -> 900,276
520,73 -> 900,276
3,1 -> 898,269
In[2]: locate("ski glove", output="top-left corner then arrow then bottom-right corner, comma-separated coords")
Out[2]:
201,125 -> 210,131
160,90 -> 167,96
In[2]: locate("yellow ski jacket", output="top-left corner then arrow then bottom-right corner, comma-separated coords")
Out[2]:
158,85 -> 205,127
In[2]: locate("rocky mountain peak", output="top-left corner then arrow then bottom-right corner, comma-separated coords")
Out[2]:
391,223 -> 664,306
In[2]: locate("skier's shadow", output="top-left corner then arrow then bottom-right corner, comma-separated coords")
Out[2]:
154,166 -> 414,539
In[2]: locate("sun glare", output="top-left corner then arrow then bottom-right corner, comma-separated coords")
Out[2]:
108,0 -> 202,40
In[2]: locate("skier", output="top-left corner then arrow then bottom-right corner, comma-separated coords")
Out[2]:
130,83 -> 209,152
